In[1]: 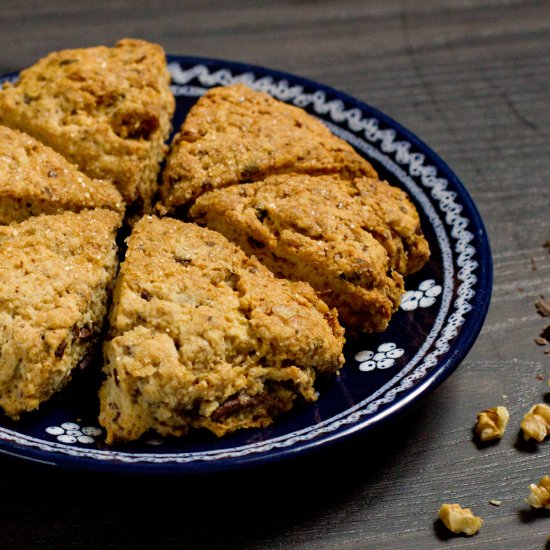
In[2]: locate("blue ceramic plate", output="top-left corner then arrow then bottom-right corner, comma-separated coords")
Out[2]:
0,56 -> 492,473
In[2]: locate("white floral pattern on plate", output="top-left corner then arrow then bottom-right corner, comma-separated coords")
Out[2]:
45,422 -> 102,444
400,279 -> 442,311
355,343 -> 405,371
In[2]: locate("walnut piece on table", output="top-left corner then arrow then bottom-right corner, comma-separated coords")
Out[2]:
520,403 -> 550,442
438,503 -> 483,536
526,476 -> 550,509
474,406 -> 510,441
536,296 -> 550,317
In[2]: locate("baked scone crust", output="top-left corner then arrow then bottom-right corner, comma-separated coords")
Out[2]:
0,38 -> 175,211
158,83 -> 377,211
0,209 -> 121,418
191,174 -> 430,333
0,125 -> 124,224
99,216 -> 344,443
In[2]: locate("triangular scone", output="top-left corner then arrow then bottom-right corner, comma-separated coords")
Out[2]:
0,209 -> 121,418
158,83 -> 377,212
0,39 -> 175,212
0,125 -> 124,224
191,174 -> 430,333
99,216 -> 344,443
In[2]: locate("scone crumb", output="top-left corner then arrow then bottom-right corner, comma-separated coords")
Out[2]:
520,403 -> 550,442
488,499 -> 501,506
474,406 -> 510,441
526,476 -> 550,509
438,503 -> 483,536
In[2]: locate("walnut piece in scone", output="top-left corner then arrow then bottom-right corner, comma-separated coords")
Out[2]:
99,216 -> 345,443
0,209 -> 121,418
0,39 -> 175,212
526,476 -> 550,509
520,403 -> 550,442
438,503 -> 483,536
158,83 -> 377,212
474,405 -> 510,441
0,125 -> 124,224
190,174 -> 430,333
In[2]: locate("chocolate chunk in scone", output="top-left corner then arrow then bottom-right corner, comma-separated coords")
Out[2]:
99,216 -> 344,443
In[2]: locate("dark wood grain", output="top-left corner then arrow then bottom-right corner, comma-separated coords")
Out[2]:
0,1 -> 549,548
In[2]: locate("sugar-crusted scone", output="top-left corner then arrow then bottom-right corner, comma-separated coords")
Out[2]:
0,125 -> 124,224
99,216 -> 344,443
0,209 -> 121,418
191,174 -> 430,333
0,38 -> 175,212
158,83 -> 377,212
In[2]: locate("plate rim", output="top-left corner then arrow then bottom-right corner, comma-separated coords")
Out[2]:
0,55 -> 493,474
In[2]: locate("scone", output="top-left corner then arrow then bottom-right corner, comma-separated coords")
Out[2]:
190,174 -> 430,333
99,216 -> 344,443
0,209 -> 121,418
0,38 -> 175,212
158,83 -> 377,212
0,125 -> 124,224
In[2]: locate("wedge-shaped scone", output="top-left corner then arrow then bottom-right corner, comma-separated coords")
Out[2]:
0,125 -> 124,224
99,216 -> 344,443
0,38 -> 174,211
191,174 -> 430,333
0,209 -> 121,418
158,83 -> 377,212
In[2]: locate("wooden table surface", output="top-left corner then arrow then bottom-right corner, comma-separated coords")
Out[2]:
0,1 -> 549,548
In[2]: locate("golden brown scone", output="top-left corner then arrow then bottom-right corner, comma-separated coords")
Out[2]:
0,39 -> 175,212
158,83 -> 377,212
99,216 -> 344,443
190,174 -> 430,333
0,125 -> 124,224
0,209 -> 121,418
